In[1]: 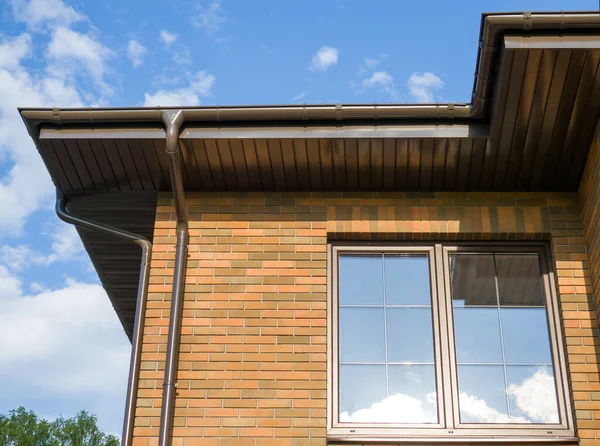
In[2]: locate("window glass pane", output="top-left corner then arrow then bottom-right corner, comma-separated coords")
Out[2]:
339,255 -> 383,305
388,365 -> 438,423
506,365 -> 559,424
340,364 -> 386,422
501,308 -> 552,364
496,254 -> 544,306
453,308 -> 502,363
450,254 -> 497,306
340,307 -> 385,363
458,365 -> 508,423
385,255 -> 432,306
387,308 -> 434,363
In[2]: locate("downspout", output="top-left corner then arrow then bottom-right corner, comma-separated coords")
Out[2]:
55,190 -> 152,446
158,109 -> 188,446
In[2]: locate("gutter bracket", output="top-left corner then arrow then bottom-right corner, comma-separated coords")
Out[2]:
52,108 -> 60,124
523,12 -> 533,31
335,104 -> 343,121
447,103 -> 455,120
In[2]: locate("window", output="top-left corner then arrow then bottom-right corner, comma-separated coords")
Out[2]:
327,243 -> 573,441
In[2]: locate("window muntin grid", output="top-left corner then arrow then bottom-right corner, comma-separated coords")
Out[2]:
449,253 -> 558,424
338,253 -> 437,424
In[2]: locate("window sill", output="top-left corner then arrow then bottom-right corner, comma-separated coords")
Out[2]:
327,428 -> 578,443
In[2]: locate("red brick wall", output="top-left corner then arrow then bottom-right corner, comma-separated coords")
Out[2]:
132,191 -> 600,446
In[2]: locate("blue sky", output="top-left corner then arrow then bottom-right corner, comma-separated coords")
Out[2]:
0,0 -> 597,436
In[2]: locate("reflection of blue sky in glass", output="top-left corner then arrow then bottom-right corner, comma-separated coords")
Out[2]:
340,307 -> 385,362
502,309 -> 552,363
387,308 -> 434,362
339,255 -> 383,305
454,308 -> 502,363
385,256 -> 431,305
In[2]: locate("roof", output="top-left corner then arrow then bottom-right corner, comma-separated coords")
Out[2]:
20,11 -> 600,338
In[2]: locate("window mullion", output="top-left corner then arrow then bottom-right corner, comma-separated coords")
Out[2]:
492,253 -> 512,421
382,253 -> 390,397
434,243 -> 455,430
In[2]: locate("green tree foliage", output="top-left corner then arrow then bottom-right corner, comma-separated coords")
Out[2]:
0,407 -> 119,446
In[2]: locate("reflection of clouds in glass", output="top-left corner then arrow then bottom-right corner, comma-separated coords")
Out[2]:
460,392 -> 527,423
340,368 -> 558,425
507,368 -> 559,423
340,392 -> 437,423
406,371 -> 422,384
461,367 -> 558,424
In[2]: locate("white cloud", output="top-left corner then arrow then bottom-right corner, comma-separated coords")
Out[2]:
0,265 -> 22,298
127,39 -> 146,68
47,27 -> 114,92
406,72 -> 444,103
9,0 -> 85,30
159,30 -> 178,46
29,282 -> 46,293
0,3 -> 111,237
158,30 -> 191,65
365,54 -> 387,68
1,223 -> 83,271
173,46 -> 192,65
143,70 -> 215,106
0,32 -> 84,237
0,34 -> 32,70
1,245 -> 36,271
191,0 -> 226,33
44,223 -> 84,264
310,46 -> 339,71
0,274 -> 129,422
363,71 -> 394,88
214,35 -> 232,45
362,71 -> 396,97
293,92 -> 307,102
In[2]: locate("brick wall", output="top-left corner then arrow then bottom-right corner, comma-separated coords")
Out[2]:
581,126 -> 600,325
579,126 -> 600,446
132,191 -> 600,446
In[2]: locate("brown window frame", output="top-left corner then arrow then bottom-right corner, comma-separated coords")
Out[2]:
327,242 -> 575,443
